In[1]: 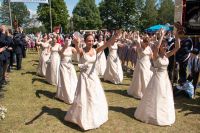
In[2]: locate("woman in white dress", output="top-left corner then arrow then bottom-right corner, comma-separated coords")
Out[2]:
56,37 -> 77,104
65,31 -> 121,130
46,35 -> 61,86
37,34 -> 51,77
127,32 -> 153,99
103,39 -> 123,84
95,35 -> 107,76
134,29 -> 180,126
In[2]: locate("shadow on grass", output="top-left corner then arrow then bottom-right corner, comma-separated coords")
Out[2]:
32,63 -> 38,66
109,106 -> 136,118
32,78 -> 49,84
100,78 -> 130,86
174,92 -> 200,116
0,92 -> 4,99
21,71 -> 37,76
123,71 -> 133,78
35,89 -> 65,103
35,90 -> 56,99
105,89 -> 133,98
25,106 -> 83,132
32,59 -> 39,63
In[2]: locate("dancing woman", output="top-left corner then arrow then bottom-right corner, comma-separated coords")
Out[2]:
103,36 -> 124,84
127,32 -> 153,99
37,34 -> 51,77
134,29 -> 180,126
65,31 -> 121,130
56,37 -> 78,104
46,35 -> 61,86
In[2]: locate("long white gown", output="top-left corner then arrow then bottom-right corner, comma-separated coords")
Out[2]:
134,56 -> 175,126
46,44 -> 61,86
65,49 -> 108,130
95,41 -> 107,76
127,46 -> 153,99
56,47 -> 78,104
103,43 -> 123,84
37,42 -> 50,77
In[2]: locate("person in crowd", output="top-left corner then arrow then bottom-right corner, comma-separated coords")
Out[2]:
65,30 -> 121,130
134,28 -> 180,126
0,25 -> 9,87
46,35 -> 61,86
103,33 -> 124,84
36,34 -> 51,77
0,25 -> 10,84
18,27 -> 27,58
6,29 -> 14,72
127,32 -> 153,99
13,27 -> 24,70
187,48 -> 200,96
35,32 -> 41,55
95,34 -> 107,76
56,37 -> 77,104
173,22 -> 193,86
166,31 -> 178,84
5,29 -> 14,80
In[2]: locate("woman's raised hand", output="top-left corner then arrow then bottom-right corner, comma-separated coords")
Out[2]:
115,30 -> 122,37
73,36 -> 80,46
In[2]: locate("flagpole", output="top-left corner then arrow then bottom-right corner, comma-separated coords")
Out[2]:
49,0 -> 52,32
8,0 -> 13,30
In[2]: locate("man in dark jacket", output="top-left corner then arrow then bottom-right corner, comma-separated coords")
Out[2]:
166,32 -> 178,84
0,25 -> 8,86
13,27 -> 24,70
176,37 -> 193,86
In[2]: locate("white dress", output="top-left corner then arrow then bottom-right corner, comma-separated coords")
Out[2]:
65,49 -> 108,130
95,41 -> 107,76
127,46 -> 153,99
103,43 -> 123,84
46,44 -> 61,86
56,47 -> 78,104
134,56 -> 175,126
37,42 -> 50,77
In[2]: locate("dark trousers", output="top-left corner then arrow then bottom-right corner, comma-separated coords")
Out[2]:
8,52 -> 13,71
178,59 -> 189,85
22,48 -> 26,58
168,57 -> 178,83
16,53 -> 22,70
0,59 -> 3,85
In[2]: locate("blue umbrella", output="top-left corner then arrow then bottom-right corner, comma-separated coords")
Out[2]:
145,24 -> 172,33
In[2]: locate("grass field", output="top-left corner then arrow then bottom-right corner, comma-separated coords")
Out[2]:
0,51 -> 200,133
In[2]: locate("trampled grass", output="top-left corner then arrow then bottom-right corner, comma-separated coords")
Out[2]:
0,51 -> 200,133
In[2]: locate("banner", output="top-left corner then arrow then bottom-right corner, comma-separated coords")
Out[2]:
10,0 -> 48,3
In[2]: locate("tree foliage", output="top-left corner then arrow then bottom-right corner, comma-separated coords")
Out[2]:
72,0 -> 102,30
140,0 -> 158,30
37,0 -> 69,32
99,0 -> 137,30
157,0 -> 174,25
0,0 -> 30,27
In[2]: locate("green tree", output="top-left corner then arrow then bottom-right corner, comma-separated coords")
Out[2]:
134,0 -> 145,30
0,0 -> 30,27
37,0 -> 69,32
0,0 -> 10,25
140,0 -> 158,30
99,0 -> 137,30
72,0 -> 102,30
157,0 -> 174,25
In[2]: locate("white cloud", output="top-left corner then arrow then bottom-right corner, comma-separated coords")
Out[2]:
28,9 -> 36,18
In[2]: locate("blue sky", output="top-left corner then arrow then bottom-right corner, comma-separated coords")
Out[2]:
26,0 -> 102,17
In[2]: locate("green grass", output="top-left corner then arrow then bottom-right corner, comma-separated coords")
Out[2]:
0,51 -> 200,133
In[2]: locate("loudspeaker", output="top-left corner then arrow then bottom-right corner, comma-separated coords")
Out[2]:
183,0 -> 200,35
